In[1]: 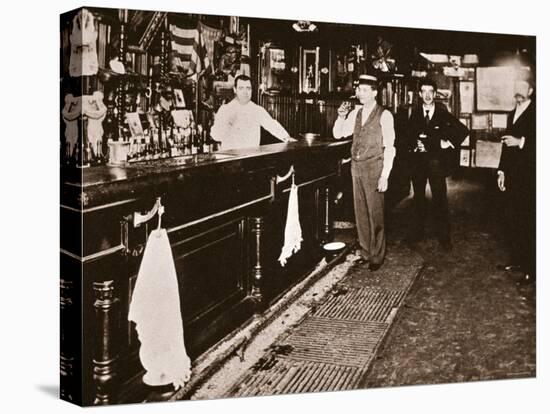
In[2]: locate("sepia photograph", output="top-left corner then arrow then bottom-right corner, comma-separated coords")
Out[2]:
4,1 -> 547,414
57,1 -> 541,408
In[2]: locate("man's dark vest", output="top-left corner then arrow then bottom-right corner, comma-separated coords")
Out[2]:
351,104 -> 385,161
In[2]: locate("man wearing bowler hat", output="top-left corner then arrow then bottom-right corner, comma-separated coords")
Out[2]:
406,78 -> 468,250
333,74 -> 396,271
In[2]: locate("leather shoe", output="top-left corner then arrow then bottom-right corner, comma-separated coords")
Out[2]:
369,262 -> 382,272
517,273 -> 535,286
353,257 -> 369,266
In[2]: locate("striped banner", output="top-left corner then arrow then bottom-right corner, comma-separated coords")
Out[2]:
169,22 -> 214,79
199,22 -> 221,69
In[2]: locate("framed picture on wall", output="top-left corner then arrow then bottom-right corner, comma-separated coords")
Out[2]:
476,66 -> 519,111
173,89 -> 186,108
125,112 -> 144,138
471,113 -> 489,130
300,47 -> 320,93
459,81 -> 474,114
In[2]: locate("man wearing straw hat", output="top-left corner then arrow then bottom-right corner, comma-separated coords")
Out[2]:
333,74 -> 396,271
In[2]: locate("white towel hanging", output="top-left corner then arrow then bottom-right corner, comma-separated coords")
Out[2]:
278,183 -> 303,266
128,228 -> 191,389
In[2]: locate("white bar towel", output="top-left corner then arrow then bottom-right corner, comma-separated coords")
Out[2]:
128,228 -> 191,389
278,184 -> 303,266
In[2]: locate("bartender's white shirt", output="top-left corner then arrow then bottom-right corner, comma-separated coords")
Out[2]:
332,103 -> 396,179
210,99 -> 289,150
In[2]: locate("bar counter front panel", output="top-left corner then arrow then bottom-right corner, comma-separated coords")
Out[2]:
60,138 -> 352,404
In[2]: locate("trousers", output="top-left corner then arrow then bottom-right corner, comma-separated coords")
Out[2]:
503,175 -> 535,275
351,156 -> 386,264
411,156 -> 450,243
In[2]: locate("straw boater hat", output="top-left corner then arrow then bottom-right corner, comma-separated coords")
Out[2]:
357,74 -> 378,85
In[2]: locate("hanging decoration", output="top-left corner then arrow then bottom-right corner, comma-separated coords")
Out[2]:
371,37 -> 396,73
69,8 -> 99,77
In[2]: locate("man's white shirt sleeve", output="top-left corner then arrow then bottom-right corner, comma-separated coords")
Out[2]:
210,104 -> 229,142
380,110 -> 396,179
259,106 -> 290,141
332,108 -> 359,139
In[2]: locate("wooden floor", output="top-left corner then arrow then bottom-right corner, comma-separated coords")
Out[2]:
363,172 -> 536,387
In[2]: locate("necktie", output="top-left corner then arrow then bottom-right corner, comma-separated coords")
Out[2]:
425,109 -> 430,125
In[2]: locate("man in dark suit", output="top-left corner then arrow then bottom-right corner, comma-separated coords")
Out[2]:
406,78 -> 469,250
497,79 -> 536,284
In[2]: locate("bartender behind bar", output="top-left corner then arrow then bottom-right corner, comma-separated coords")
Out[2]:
210,74 -> 296,150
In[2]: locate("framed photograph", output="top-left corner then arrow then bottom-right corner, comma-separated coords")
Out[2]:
459,81 -> 474,114
125,112 -> 144,138
476,66 -> 523,111
269,48 -> 286,71
60,5 -> 537,409
471,113 -> 489,130
300,47 -> 320,93
173,88 -> 186,108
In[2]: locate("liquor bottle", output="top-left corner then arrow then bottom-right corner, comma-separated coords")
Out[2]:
144,135 -> 152,161
95,140 -> 104,165
159,128 -> 165,156
206,121 -> 221,152
82,142 -> 92,168
150,127 -> 159,159
182,127 -> 190,155
168,126 -> 175,156
196,123 -> 204,155
167,128 -> 175,157
73,141 -> 80,167
190,122 -> 198,155
136,138 -> 142,161
178,128 -> 185,156
198,124 -> 209,154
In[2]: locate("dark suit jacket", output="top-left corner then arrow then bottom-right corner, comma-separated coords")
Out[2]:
407,102 -> 469,176
498,101 -> 536,193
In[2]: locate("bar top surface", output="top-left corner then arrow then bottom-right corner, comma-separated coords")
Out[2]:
67,138 -> 352,189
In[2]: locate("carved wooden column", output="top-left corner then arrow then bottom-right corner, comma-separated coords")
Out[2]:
158,25 -> 168,133
60,279 -> 76,402
160,27 -> 167,78
116,11 -> 127,136
250,217 -> 264,311
322,187 -> 332,244
103,91 -> 116,142
93,280 -> 119,405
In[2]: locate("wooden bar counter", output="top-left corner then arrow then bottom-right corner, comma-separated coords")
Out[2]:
60,138 -> 352,405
